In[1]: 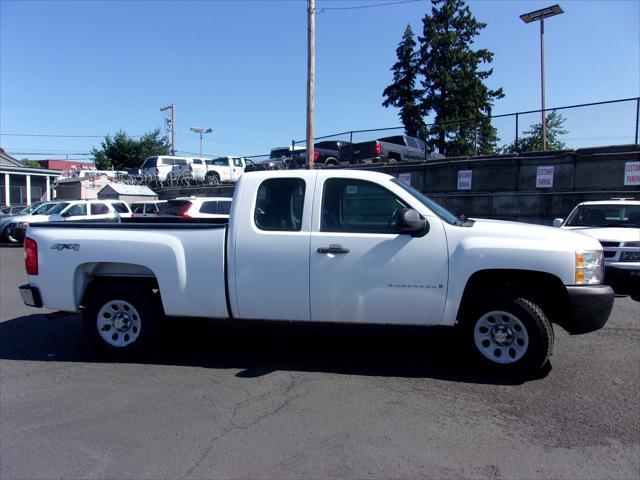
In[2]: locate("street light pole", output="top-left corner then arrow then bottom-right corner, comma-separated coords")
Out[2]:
190,127 -> 213,158
520,4 -> 563,151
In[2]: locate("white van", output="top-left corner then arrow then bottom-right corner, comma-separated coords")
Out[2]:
141,156 -> 189,181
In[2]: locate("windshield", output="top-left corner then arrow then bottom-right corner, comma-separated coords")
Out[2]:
565,204 -> 640,227
32,203 -> 56,214
47,202 -> 71,215
392,179 -> 462,226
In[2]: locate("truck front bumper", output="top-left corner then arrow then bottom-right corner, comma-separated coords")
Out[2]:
19,284 -> 42,308
560,285 -> 614,334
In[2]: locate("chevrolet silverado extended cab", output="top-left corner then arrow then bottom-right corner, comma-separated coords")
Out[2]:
19,170 -> 614,377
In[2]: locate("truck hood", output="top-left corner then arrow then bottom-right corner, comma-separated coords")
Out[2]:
470,218 -> 602,251
561,226 -> 640,243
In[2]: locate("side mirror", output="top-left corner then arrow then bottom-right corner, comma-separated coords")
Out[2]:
396,208 -> 429,237
552,218 -> 564,228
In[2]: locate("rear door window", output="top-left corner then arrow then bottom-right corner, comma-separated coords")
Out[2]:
90,203 -> 110,215
112,202 -> 130,213
200,201 -> 218,214
254,178 -> 305,231
65,203 -> 87,217
131,203 -> 144,213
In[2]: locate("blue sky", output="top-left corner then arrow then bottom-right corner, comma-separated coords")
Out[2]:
1,0 -> 638,160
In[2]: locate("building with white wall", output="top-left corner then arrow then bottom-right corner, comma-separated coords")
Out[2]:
0,151 -> 61,206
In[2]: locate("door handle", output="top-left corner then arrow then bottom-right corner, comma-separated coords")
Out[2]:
317,244 -> 350,254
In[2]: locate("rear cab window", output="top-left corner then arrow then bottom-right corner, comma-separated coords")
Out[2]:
254,178 -> 305,231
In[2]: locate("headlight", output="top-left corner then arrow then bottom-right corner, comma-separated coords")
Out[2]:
575,250 -> 604,284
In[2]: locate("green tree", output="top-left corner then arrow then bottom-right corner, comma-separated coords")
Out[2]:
92,129 -> 170,170
506,110 -> 568,153
419,0 -> 504,156
382,24 -> 424,137
21,159 -> 42,169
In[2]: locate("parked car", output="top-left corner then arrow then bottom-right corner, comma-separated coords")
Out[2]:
140,156 -> 189,181
158,197 -> 232,219
130,201 -> 168,217
20,170 -> 613,378
204,157 -> 248,185
6,200 -> 132,243
0,205 -> 27,216
1,202 -> 59,242
554,199 -> 640,280
340,135 -> 429,164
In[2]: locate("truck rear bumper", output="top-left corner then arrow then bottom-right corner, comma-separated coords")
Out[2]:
19,284 -> 43,308
561,285 -> 614,334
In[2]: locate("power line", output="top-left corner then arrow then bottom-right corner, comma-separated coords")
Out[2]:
318,0 -> 423,13
0,133 -> 141,138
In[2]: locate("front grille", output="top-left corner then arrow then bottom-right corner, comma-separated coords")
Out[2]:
603,251 -> 616,258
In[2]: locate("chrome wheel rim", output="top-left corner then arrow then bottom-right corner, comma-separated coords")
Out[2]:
474,310 -> 529,364
97,300 -> 141,348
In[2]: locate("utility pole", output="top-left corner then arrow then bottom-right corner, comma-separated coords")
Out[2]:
160,104 -> 176,155
306,0 -> 315,169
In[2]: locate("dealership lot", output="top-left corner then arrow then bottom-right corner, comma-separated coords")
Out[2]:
0,244 -> 638,479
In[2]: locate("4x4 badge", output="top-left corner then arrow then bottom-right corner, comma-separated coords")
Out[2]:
51,243 -> 80,251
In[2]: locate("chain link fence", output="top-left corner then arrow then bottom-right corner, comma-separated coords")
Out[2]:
272,97 -> 640,166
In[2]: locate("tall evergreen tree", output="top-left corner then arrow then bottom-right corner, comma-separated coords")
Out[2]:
418,0 -> 504,156
382,25 -> 424,137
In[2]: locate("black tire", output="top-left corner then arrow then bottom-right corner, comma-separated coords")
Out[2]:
83,282 -> 162,360
464,296 -> 553,378
206,173 -> 220,186
325,158 -> 338,167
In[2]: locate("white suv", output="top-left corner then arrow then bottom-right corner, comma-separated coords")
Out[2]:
554,199 -> 640,279
141,156 -> 189,181
6,200 -> 132,242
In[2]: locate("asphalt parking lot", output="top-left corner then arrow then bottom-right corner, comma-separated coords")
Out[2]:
0,244 -> 638,479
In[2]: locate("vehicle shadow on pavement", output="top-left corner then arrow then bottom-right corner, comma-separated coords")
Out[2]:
0,313 -> 548,385
611,279 -> 640,301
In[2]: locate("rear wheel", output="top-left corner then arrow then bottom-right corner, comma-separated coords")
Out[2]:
83,282 -> 162,360
465,296 -> 553,377
206,173 -> 220,186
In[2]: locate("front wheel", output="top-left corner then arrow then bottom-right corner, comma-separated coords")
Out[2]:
83,282 -> 162,360
465,297 -> 553,377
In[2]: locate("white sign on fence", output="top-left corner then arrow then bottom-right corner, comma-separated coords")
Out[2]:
398,173 -> 412,185
536,166 -> 555,188
624,161 -> 640,186
457,170 -> 472,190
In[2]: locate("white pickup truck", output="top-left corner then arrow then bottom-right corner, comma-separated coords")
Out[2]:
19,170 -> 614,377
